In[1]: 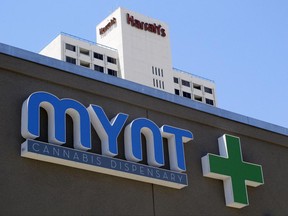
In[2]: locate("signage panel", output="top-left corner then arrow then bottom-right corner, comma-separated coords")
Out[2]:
21,140 -> 188,189
21,91 -> 192,189
20,91 -> 264,208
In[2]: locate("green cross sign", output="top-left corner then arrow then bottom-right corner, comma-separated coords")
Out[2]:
201,134 -> 264,209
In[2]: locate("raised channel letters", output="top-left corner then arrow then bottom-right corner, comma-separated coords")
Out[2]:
20,92 -> 264,207
99,17 -> 117,35
126,13 -> 166,37
21,91 -> 193,189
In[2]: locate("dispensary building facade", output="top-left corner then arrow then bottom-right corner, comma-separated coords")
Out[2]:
0,7 -> 288,216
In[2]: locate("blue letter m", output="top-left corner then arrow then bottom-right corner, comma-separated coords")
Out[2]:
21,92 -> 91,150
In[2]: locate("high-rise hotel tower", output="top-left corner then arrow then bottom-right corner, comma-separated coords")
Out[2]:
40,7 -> 217,106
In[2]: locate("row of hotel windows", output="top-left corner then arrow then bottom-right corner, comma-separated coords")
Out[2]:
66,56 -> 117,77
175,89 -> 214,105
65,43 -> 117,64
174,77 -> 213,94
94,65 -> 117,76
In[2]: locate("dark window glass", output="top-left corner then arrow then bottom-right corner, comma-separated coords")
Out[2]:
94,52 -> 103,60
204,87 -> 213,94
175,89 -> 180,95
94,65 -> 104,72
66,56 -> 76,64
66,43 -> 76,52
182,80 -> 190,87
183,91 -> 191,99
174,77 -> 179,84
108,69 -> 117,76
107,56 -> 117,64
206,98 -> 214,106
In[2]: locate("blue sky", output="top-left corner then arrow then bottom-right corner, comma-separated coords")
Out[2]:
1,0 -> 288,128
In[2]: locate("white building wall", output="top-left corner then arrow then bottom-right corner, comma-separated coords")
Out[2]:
96,9 -> 124,78
96,8 -> 174,93
40,34 -> 119,76
173,68 -> 217,106
40,35 -> 62,60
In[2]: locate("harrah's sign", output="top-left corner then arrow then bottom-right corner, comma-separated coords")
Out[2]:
21,92 -> 193,189
126,13 -> 166,37
99,17 -> 116,35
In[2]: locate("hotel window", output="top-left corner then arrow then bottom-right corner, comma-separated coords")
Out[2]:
79,47 -> 90,56
174,77 -> 179,84
94,65 -> 104,73
206,98 -> 214,106
204,87 -> 213,94
183,91 -> 191,99
65,43 -> 76,52
175,89 -> 180,95
182,80 -> 190,87
162,81 -> 165,89
108,69 -> 117,76
193,83 -> 201,90
107,56 -> 117,64
194,95 -> 203,102
94,52 -> 103,60
80,60 -> 90,68
66,56 -> 76,64
152,67 -> 163,77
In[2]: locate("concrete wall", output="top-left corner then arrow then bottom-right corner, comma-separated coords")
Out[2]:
40,34 -> 119,74
97,7 -> 175,93
173,68 -> 217,106
0,43 -> 288,215
39,35 -> 62,60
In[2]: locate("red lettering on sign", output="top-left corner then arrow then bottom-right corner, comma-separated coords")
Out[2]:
99,17 -> 117,35
126,13 -> 166,37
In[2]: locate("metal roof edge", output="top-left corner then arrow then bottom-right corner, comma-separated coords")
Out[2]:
0,42 -> 287,136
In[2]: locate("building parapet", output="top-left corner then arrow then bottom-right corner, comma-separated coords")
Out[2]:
173,67 -> 214,83
60,32 -> 118,52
